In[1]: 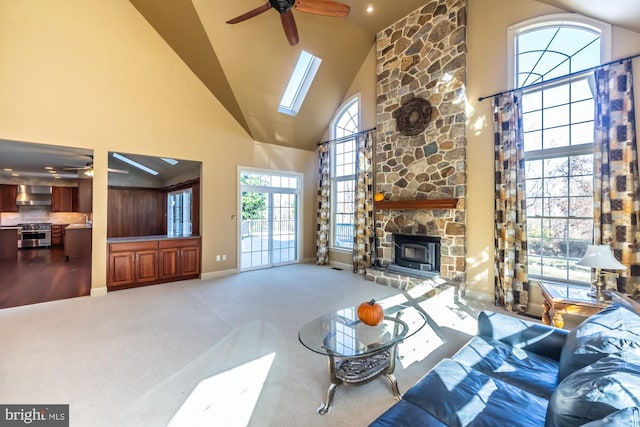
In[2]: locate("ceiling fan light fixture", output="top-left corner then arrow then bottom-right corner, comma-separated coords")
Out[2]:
84,169 -> 94,177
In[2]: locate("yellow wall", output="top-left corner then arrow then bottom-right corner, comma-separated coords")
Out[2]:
0,0 -> 317,292
466,0 -> 640,304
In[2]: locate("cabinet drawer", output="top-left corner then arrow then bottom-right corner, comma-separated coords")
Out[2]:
109,241 -> 158,253
159,238 -> 200,249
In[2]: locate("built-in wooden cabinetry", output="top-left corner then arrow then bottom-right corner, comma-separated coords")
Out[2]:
51,224 -> 69,246
0,185 -> 18,212
158,238 -> 201,280
107,237 -> 200,289
51,186 -> 77,212
76,179 -> 92,213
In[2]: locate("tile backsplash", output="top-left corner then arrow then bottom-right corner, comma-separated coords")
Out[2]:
1,206 -> 91,225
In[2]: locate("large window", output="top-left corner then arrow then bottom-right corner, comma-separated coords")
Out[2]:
511,15 -> 609,283
331,96 -> 359,250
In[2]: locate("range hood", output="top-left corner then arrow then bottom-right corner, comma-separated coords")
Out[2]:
16,185 -> 52,206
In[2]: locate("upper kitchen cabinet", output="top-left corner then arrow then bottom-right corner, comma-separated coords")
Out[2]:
76,179 -> 92,213
51,186 -> 77,212
0,184 -> 18,212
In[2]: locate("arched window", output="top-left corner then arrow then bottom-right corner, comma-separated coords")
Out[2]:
510,14 -> 610,282
330,95 -> 359,250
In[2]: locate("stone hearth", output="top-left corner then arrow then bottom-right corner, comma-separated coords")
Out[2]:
367,0 -> 467,291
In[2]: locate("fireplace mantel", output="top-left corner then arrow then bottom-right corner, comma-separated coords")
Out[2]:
374,199 -> 458,210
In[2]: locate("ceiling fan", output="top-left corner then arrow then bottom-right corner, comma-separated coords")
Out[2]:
63,163 -> 129,175
226,0 -> 350,46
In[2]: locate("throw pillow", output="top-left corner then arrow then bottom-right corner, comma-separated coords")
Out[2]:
545,356 -> 640,427
558,303 -> 640,381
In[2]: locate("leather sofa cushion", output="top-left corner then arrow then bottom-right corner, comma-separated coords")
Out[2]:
402,358 -> 548,427
580,407 -> 640,427
452,335 -> 559,399
368,400 -> 447,427
558,303 -> 640,381
546,356 -> 640,427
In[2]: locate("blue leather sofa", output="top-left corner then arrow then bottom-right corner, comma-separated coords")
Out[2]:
370,303 -> 640,427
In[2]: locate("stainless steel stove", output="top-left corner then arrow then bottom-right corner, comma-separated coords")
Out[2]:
17,223 -> 52,248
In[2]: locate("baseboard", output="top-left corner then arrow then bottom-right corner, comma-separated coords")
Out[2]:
200,269 -> 238,280
329,260 -> 352,271
90,287 -> 108,297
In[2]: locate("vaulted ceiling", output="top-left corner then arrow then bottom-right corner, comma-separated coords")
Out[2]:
128,0 -> 640,152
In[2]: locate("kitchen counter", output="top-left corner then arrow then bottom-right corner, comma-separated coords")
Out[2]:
64,226 -> 92,260
107,234 -> 200,243
65,224 -> 92,229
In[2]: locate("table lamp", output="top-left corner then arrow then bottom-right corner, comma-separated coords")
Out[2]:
576,245 -> 627,301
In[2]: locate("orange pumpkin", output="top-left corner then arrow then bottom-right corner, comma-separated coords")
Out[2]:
357,299 -> 384,326
374,192 -> 385,202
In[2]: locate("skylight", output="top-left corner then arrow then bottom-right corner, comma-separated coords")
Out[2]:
112,152 -> 159,175
278,50 -> 322,117
161,157 -> 179,165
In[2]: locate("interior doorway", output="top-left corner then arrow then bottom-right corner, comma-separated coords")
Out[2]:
239,169 -> 301,271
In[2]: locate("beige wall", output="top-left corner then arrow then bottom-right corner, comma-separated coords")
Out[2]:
466,0 -> 640,305
0,0 -> 317,292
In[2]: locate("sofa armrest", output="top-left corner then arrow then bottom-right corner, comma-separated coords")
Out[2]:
478,310 -> 569,360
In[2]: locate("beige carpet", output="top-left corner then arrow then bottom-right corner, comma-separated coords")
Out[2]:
0,264 -> 550,427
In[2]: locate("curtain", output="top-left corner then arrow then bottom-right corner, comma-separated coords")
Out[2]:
593,60 -> 640,299
316,143 -> 331,265
493,92 -> 530,312
353,130 -> 374,273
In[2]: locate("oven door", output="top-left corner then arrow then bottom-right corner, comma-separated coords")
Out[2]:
19,230 -> 50,248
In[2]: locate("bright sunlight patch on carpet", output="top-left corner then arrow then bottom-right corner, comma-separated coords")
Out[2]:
168,352 -> 276,427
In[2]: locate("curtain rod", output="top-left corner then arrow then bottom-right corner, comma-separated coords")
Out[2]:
478,52 -> 640,102
317,127 -> 376,146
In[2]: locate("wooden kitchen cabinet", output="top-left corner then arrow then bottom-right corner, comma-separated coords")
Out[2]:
158,238 -> 201,280
0,185 -> 18,212
51,224 -> 68,246
76,178 -> 92,213
108,241 -> 159,288
51,186 -> 77,212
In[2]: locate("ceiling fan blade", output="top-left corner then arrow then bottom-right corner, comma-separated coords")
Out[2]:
294,0 -> 350,17
280,10 -> 299,46
108,168 -> 129,174
226,2 -> 272,24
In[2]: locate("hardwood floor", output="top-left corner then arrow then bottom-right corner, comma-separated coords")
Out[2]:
0,246 -> 91,309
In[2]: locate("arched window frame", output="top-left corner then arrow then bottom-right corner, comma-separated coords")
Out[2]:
329,94 -> 360,251
508,14 -> 611,283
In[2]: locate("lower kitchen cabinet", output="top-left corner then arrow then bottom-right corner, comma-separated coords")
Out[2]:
51,224 -> 68,247
107,237 -> 200,289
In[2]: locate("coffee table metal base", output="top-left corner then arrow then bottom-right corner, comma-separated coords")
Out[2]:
318,346 -> 401,415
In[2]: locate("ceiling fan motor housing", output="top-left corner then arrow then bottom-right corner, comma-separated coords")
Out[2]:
270,0 -> 295,14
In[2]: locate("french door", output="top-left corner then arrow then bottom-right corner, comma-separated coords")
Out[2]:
239,169 -> 300,271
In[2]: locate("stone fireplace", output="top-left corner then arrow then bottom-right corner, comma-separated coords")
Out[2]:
366,0 -> 467,291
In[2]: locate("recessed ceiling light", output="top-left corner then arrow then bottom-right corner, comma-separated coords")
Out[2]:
48,170 -> 57,174
11,173 -> 19,177
54,175 -> 61,179
367,5 -> 374,13
3,168 -> 12,172
45,166 -> 53,170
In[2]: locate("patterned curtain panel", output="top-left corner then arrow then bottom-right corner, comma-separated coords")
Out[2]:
316,144 -> 331,265
493,93 -> 530,312
593,60 -> 640,298
353,130 -> 374,273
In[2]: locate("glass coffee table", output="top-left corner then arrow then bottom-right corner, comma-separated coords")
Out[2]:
298,304 -> 426,415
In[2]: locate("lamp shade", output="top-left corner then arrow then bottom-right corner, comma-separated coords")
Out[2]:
576,245 -> 627,270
